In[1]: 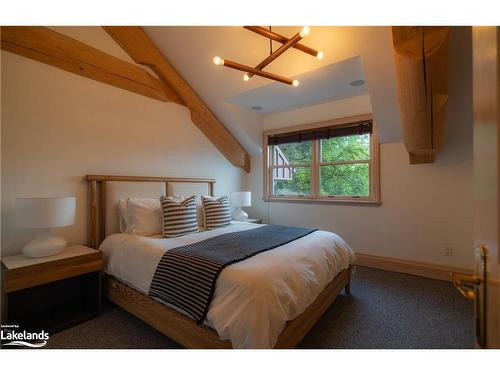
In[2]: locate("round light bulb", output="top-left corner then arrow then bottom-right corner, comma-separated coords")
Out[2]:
292,80 -> 300,87
316,51 -> 324,59
299,26 -> 310,37
213,56 -> 224,66
243,73 -> 249,81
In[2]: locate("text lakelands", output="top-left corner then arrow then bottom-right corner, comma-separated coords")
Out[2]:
1,330 -> 49,341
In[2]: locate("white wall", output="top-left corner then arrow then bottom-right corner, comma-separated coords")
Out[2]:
1,29 -> 243,256
244,27 -> 474,269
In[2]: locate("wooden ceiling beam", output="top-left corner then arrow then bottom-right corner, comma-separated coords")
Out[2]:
103,26 -> 250,172
392,26 -> 450,164
0,26 -> 182,104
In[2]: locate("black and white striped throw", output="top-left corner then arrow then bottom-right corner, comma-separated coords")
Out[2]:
148,224 -> 317,323
202,195 -> 231,230
161,196 -> 199,238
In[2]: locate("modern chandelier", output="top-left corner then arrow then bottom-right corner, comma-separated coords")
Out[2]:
213,26 -> 323,86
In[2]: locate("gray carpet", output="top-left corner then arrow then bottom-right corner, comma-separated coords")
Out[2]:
46,266 -> 475,349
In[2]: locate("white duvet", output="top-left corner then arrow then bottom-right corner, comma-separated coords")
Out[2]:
99,222 -> 355,348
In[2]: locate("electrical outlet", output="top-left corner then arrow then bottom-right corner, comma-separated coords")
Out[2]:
444,246 -> 454,257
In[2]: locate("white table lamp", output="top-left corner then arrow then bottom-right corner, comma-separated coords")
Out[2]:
230,191 -> 251,221
16,197 -> 76,258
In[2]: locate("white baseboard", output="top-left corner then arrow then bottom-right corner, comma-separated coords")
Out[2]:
355,253 -> 473,281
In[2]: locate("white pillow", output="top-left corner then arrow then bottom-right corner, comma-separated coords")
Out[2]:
127,198 -> 163,236
118,199 -> 130,233
119,197 -> 190,236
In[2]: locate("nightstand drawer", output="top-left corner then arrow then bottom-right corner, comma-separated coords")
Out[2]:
4,252 -> 103,293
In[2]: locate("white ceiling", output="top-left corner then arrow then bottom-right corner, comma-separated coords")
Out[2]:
226,56 -> 368,115
142,27 -> 402,155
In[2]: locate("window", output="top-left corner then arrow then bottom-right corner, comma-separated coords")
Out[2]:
271,141 -> 312,196
264,115 -> 380,203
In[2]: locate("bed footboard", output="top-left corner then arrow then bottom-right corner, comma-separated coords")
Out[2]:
104,266 -> 351,349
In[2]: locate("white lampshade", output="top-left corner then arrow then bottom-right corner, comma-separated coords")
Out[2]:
230,191 -> 251,207
16,197 -> 76,229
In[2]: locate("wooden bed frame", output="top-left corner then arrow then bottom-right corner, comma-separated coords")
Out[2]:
86,174 -> 352,348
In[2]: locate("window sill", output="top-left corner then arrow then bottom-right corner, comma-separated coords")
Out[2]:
263,196 -> 381,205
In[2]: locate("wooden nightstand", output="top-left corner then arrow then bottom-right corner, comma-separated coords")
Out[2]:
1,245 -> 103,333
235,218 -> 262,224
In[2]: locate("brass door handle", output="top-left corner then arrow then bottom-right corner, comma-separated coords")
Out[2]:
451,273 -> 482,300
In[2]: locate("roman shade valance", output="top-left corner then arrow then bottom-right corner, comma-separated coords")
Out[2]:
268,120 -> 372,145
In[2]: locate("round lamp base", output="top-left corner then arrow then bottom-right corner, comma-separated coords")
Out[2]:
232,207 -> 249,221
22,231 -> 67,258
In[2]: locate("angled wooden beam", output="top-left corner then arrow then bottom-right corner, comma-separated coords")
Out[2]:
244,26 -> 321,58
392,26 -> 450,164
246,31 -> 303,79
0,26 -> 182,104
103,26 -> 250,172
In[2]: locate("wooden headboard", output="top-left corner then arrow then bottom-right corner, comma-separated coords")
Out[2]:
86,175 -> 216,249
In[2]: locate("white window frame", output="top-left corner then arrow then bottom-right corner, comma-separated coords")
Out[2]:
263,114 -> 381,204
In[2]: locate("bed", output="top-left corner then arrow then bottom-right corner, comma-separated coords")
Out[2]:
87,174 -> 355,348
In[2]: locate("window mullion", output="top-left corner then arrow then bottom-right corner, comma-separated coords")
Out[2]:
311,140 -> 320,198
268,149 -> 273,196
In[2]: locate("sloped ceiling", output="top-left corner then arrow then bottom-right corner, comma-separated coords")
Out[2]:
51,26 -> 401,158
144,26 -> 402,156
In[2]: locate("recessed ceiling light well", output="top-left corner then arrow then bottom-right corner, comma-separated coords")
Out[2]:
251,105 -> 263,111
350,79 -> 365,87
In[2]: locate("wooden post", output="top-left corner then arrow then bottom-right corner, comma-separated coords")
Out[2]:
392,26 -> 450,164
89,180 -> 98,249
99,181 -> 106,246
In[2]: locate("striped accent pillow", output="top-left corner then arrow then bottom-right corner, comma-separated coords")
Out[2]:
202,195 -> 231,230
160,195 -> 199,238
